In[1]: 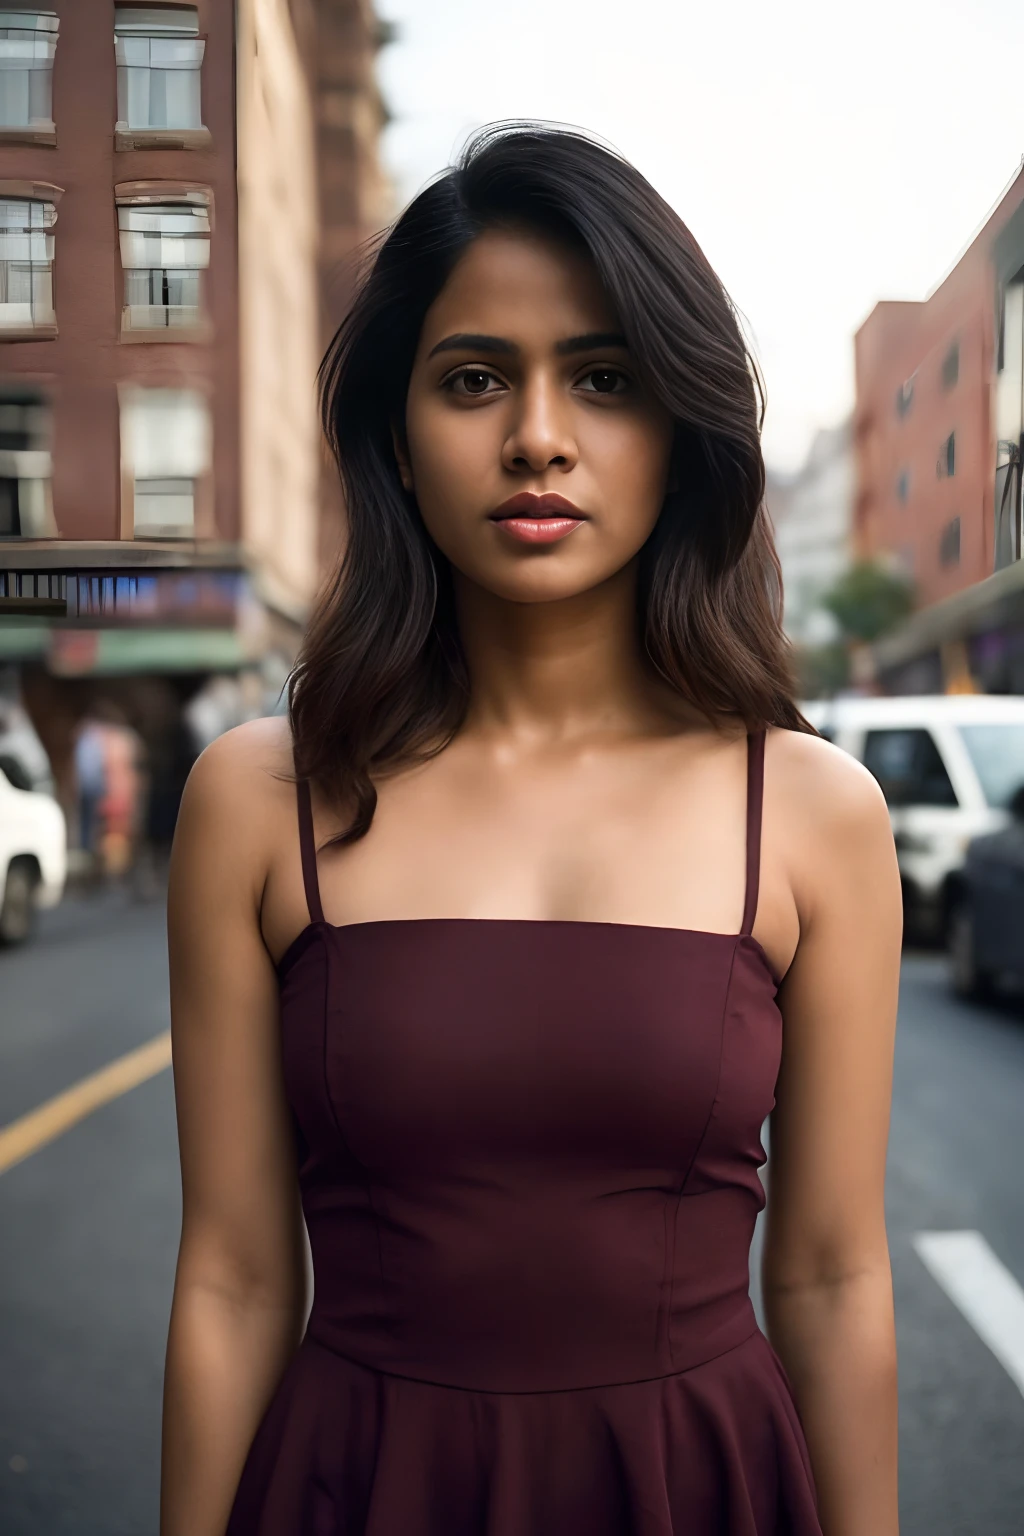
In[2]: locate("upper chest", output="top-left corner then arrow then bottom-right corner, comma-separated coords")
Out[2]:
260,731 -> 799,979
315,742 -> 751,927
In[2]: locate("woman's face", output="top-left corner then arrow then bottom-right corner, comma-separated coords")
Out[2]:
399,226 -> 675,604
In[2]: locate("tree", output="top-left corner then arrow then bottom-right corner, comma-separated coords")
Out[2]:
820,560 -> 915,644
797,640 -> 850,698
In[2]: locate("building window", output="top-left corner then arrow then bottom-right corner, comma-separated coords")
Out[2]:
120,386 -> 211,538
937,431 -> 955,477
0,10 -> 58,140
895,468 -> 910,505
939,515 -> 961,567
0,388 -> 54,537
942,341 -> 959,390
114,7 -> 205,139
118,196 -> 210,334
895,377 -> 915,418
0,196 -> 56,333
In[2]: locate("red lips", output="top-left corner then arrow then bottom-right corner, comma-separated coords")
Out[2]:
488,492 -> 588,546
490,492 -> 585,520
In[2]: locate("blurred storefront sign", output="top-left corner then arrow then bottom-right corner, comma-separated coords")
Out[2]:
1,566 -> 256,675
2,567 -> 246,625
48,630 -> 99,675
0,619 -> 50,661
48,627 -> 248,677
65,569 -> 244,627
0,569 -> 67,617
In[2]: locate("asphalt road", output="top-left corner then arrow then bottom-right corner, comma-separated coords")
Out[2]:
0,891 -> 1022,1535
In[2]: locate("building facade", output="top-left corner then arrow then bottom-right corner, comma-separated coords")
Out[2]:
0,0 -> 389,812
854,165 -> 1024,612
300,0 -> 394,569
236,0 -> 321,627
1,0 -> 391,618
306,0 -> 393,334
1,2 -> 249,562
771,419 -> 854,646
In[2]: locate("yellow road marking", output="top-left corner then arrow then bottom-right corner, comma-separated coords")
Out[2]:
0,1031 -> 172,1176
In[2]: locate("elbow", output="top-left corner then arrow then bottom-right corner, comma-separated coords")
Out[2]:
173,1227 -> 307,1322
173,1266 -> 307,1322
761,1258 -> 897,1374
761,1248 -> 894,1303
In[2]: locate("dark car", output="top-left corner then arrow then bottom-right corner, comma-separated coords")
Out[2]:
947,783 -> 1024,998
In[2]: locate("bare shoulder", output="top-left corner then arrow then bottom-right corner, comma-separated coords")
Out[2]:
173,715 -> 296,909
187,712 -> 292,791
182,714 -> 294,817
764,724 -> 898,937
766,724 -> 891,845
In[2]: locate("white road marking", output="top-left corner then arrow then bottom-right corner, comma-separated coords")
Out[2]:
914,1230 -> 1024,1399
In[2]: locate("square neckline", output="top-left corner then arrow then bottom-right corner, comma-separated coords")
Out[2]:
274,914 -> 782,989
278,730 -> 777,985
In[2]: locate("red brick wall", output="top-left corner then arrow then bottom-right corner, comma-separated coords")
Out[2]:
0,0 -> 240,544
854,169 -> 1024,610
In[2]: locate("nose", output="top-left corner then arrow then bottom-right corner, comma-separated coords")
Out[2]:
501,374 -> 578,475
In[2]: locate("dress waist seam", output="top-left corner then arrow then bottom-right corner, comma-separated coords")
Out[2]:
300,1319 -> 763,1396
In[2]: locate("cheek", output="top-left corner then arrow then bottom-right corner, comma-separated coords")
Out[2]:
403,410 -> 490,561
406,402 -> 489,512
590,415 -> 674,528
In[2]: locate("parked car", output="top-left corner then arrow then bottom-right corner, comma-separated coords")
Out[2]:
800,695 -> 1024,942
0,697 -> 54,792
0,696 -> 55,795
947,785 -> 1024,998
0,759 -> 66,945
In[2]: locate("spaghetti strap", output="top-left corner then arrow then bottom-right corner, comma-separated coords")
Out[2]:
739,728 -> 766,937
296,778 -> 325,926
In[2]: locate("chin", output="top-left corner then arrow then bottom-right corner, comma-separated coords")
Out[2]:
472,559 -> 620,605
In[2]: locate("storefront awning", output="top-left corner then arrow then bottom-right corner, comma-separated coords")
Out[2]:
872,558 -> 1024,670
46,627 -> 250,675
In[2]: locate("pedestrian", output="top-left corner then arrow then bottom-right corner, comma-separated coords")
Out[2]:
95,711 -> 142,879
162,126 -> 901,1536
135,716 -> 199,899
72,713 -> 107,878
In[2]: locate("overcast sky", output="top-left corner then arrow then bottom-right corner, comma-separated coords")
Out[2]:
376,0 -> 1024,473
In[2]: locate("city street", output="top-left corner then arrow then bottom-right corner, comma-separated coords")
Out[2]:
1,892 -> 1022,1536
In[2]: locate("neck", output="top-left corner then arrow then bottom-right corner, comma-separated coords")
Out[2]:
453,561 -> 688,743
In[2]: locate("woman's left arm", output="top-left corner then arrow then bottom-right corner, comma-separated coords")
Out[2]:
763,734 -> 903,1536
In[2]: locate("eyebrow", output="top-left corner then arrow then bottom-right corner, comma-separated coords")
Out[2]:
426,330 -> 629,360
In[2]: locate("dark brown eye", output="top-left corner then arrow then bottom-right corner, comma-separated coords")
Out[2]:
460,370 -> 493,395
580,368 -> 626,395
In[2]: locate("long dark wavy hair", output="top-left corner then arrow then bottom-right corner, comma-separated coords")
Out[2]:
290,123 -> 813,843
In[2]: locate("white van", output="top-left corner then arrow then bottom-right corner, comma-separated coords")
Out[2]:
0,762 -> 66,945
0,694 -> 55,794
800,695 -> 1024,942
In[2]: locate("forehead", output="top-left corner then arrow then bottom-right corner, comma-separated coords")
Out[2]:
418,227 -> 619,350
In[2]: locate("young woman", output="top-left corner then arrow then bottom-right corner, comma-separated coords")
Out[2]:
161,125 -> 901,1536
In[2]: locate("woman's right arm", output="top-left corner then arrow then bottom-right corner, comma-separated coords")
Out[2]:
160,725 -> 307,1536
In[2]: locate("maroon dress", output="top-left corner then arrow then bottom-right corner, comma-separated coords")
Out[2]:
226,729 -> 822,1534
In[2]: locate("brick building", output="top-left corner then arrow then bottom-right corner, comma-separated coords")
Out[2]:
304,0 -> 393,333
0,0 -> 390,811
1,0 -> 391,614
1,4 -> 247,566
297,0 -> 394,570
854,165 -> 1024,613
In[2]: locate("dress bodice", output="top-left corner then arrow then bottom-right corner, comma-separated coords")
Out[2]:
277,732 -> 781,1393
